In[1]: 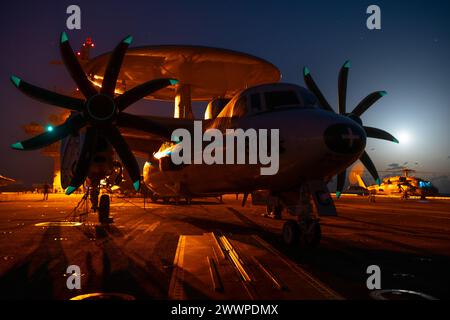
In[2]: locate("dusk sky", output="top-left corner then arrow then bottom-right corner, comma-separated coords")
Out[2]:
1,0 -> 449,191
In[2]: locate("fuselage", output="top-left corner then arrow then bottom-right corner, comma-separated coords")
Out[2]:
143,83 -> 367,196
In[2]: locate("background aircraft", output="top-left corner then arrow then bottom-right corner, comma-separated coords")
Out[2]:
354,169 -> 439,199
9,33 -> 398,247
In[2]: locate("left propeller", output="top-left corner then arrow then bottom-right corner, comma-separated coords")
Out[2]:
303,61 -> 398,198
11,32 -> 178,195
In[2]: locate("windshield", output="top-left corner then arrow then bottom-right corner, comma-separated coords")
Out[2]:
264,91 -> 300,109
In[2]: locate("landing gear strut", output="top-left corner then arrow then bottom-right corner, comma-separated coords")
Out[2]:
265,203 -> 283,220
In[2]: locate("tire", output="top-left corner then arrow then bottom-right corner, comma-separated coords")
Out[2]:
283,220 -> 300,247
98,194 -> 110,224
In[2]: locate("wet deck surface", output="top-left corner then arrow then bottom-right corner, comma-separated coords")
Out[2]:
0,193 -> 449,300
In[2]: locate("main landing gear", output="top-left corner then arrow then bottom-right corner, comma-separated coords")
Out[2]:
98,194 -> 112,224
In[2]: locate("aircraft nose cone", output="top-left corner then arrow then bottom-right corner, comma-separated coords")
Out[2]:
324,123 -> 366,154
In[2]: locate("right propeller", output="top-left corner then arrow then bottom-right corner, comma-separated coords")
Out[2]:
303,61 -> 399,198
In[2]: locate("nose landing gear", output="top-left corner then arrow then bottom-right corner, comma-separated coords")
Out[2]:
277,186 -> 323,248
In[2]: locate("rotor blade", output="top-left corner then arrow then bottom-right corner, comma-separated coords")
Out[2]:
65,127 -> 98,195
303,67 -> 334,112
351,91 -> 387,117
59,32 -> 97,98
336,170 -> 346,199
116,78 -> 179,111
103,126 -> 141,191
338,61 -> 350,115
116,113 -> 172,139
364,126 -> 399,144
11,115 -> 86,151
101,35 -> 133,96
10,76 -> 84,111
360,151 -> 380,185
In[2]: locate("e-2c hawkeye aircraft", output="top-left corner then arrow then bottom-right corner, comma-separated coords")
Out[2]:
10,33 -> 398,247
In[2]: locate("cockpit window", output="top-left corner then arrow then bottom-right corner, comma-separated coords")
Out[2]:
264,91 -> 300,109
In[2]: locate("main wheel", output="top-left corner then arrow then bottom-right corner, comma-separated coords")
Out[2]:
282,220 -> 300,247
301,220 -> 322,248
98,194 -> 111,224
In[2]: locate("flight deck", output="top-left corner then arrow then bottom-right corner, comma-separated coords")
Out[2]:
0,193 -> 449,300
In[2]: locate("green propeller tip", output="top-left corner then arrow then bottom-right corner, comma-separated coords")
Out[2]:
123,35 -> 133,45
11,142 -> 24,150
393,137 -> 399,144
380,91 -> 388,97
133,180 -> 140,191
169,79 -> 179,85
303,67 -> 310,76
10,75 -> 21,87
65,186 -> 76,195
344,60 -> 351,68
336,191 -> 342,199
60,32 -> 69,43
376,179 -> 381,185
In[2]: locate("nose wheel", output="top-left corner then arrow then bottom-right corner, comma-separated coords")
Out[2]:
282,219 -> 322,248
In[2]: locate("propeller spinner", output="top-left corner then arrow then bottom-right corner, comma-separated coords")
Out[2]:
11,33 -> 178,195
303,61 -> 399,198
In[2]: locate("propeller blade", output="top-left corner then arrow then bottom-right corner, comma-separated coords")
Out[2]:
59,32 -> 97,98
336,170 -> 346,199
117,113 -> 172,139
116,78 -> 179,111
338,61 -> 350,115
351,91 -> 387,117
103,126 -> 141,191
11,115 -> 86,151
303,67 -> 334,112
10,76 -> 84,111
65,127 -> 98,195
101,35 -> 133,96
360,151 -> 380,185
364,126 -> 399,144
